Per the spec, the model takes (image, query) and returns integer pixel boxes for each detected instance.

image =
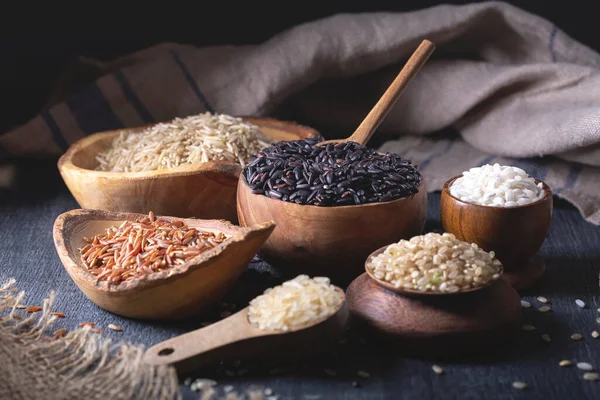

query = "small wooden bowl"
[58,117,318,223]
[364,245,503,296]
[52,209,275,320]
[236,174,427,283]
[440,175,552,272]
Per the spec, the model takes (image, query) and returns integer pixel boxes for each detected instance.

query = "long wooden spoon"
[319,39,435,147]
[143,288,349,374]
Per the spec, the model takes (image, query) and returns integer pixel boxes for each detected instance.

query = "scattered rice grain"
[50,312,65,318]
[571,333,583,341]
[537,296,548,303]
[583,372,599,382]
[538,306,551,313]
[577,362,594,371]
[575,299,586,308]
[357,370,371,378]
[432,365,444,375]
[108,324,122,332]
[520,300,531,308]
[559,360,572,367]
[512,381,528,390]
[521,324,536,331]
[264,388,273,396]
[79,322,96,328]
[541,334,552,342]
[592,331,599,338]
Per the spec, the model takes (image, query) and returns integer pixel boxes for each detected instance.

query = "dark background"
[0,1,596,134]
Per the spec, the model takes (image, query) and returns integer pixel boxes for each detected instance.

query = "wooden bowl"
[364,245,504,296]
[52,209,275,320]
[440,175,552,271]
[236,174,427,283]
[57,117,318,223]
[346,273,522,359]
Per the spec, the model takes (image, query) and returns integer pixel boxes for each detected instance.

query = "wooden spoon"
[318,39,435,147]
[143,288,349,374]
[364,245,504,296]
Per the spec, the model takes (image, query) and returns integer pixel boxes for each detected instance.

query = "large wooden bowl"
[236,174,428,283]
[440,175,552,271]
[57,118,318,223]
[53,209,275,320]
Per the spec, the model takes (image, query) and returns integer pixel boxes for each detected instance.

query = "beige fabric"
[0,280,180,400]
[1,2,599,223]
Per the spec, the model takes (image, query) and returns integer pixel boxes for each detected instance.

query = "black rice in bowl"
[242,137,422,206]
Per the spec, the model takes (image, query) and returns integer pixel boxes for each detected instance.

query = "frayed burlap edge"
[0,279,181,400]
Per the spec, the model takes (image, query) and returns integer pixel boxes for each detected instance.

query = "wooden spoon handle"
[349,39,435,146]
[143,308,261,366]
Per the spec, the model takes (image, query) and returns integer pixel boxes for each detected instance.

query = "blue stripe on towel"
[170,50,215,113]
[418,140,454,171]
[514,158,548,181]
[548,25,558,62]
[114,70,154,124]
[477,155,497,167]
[41,110,69,151]
[65,82,124,135]
[557,163,583,192]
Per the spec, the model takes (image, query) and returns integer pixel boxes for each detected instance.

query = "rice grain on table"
[79,211,229,284]
[450,163,544,207]
[248,275,343,331]
[95,112,272,172]
[366,232,501,293]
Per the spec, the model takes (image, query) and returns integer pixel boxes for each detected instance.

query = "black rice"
[242,137,422,206]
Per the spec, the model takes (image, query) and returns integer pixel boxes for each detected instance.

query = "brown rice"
[366,232,501,293]
[79,211,229,284]
[95,112,273,172]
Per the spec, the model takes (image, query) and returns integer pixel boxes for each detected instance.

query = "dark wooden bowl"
[346,273,522,359]
[236,174,428,284]
[440,175,552,271]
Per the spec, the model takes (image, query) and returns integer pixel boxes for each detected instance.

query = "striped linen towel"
[1,1,600,224]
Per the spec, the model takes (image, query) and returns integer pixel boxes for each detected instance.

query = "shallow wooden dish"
[236,174,427,284]
[58,117,318,223]
[53,209,275,320]
[440,175,552,289]
[364,245,503,296]
[346,273,522,359]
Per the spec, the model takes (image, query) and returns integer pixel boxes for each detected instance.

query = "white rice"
[95,112,272,172]
[248,275,344,332]
[450,163,544,207]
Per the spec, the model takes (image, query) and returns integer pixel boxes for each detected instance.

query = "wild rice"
[95,112,272,172]
[248,275,344,331]
[79,212,229,284]
[242,137,421,206]
[366,232,501,293]
[50,312,65,318]
[25,306,42,313]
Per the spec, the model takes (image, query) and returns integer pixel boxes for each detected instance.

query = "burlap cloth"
[2,1,600,398]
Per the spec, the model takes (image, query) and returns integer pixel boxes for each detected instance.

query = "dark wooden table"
[1,158,599,399]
